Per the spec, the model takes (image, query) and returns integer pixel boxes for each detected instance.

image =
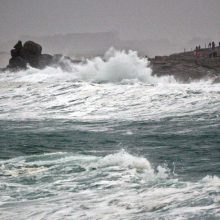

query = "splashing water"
[0,49,219,121]
[0,48,175,84]
[0,49,220,219]
[0,150,219,219]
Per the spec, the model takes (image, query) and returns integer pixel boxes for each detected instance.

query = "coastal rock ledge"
[4,40,79,71]
[1,40,220,83]
[150,48,220,82]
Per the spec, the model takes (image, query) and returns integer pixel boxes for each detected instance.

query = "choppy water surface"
[0,50,219,219]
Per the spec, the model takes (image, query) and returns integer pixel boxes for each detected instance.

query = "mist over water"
[0,49,220,219]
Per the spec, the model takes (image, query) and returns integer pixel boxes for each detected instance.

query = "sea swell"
[0,79,219,121]
[0,150,219,220]
[0,48,218,122]
[0,49,220,219]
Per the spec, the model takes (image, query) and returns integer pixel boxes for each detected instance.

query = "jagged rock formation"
[2,40,220,84]
[8,41,50,69]
[5,40,80,71]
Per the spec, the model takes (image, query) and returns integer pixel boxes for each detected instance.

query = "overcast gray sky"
[0,0,220,52]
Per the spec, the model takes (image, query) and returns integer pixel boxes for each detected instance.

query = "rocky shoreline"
[150,48,220,82]
[1,40,220,83]
[0,40,81,72]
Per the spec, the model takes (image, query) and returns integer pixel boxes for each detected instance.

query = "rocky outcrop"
[22,41,42,56]
[3,40,220,83]
[7,41,54,70]
[150,48,220,82]
[5,40,80,71]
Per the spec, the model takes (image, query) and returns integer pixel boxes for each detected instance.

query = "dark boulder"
[8,56,27,69]
[11,49,19,58]
[13,41,22,51]
[17,41,43,68]
[22,41,42,56]
[38,54,53,69]
[5,40,76,71]
[11,41,23,58]
[19,49,39,68]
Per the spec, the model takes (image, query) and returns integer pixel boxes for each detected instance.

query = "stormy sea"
[0,49,219,220]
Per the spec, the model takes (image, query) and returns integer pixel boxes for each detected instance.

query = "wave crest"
[2,48,175,84]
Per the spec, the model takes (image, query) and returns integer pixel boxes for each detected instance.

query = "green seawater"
[0,117,219,219]
[0,50,220,219]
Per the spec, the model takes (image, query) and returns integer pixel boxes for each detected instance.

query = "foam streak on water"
[0,150,219,220]
[0,48,218,122]
[0,49,220,219]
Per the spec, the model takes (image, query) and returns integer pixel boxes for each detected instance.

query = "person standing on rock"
[212,41,215,50]
[194,46,200,64]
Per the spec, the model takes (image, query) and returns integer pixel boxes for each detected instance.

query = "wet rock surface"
[150,48,220,82]
[2,40,220,83]
[4,40,80,71]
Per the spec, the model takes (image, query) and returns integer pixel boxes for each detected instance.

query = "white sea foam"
[0,48,220,122]
[96,149,151,170]
[0,48,175,84]
[0,151,219,219]
[0,49,219,219]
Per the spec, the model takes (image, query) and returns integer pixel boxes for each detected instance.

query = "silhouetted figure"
[219,42,220,47]
[208,42,211,48]
[194,46,201,64]
[212,41,215,50]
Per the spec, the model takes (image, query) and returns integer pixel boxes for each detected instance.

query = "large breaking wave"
[0,48,220,219]
[1,48,175,84]
[0,48,219,121]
